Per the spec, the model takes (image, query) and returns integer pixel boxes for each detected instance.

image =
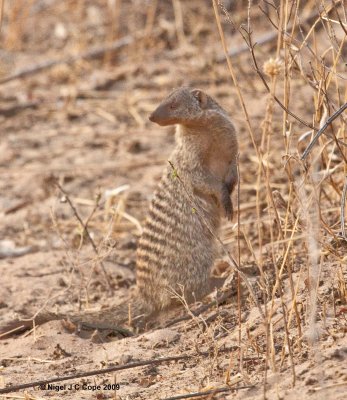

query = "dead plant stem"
[55,182,113,292]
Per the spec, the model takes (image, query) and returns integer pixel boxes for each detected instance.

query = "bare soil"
[0,1,346,399]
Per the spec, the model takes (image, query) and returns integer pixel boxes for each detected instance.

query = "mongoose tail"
[0,298,147,339]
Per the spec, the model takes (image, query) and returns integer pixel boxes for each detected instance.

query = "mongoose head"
[149,87,210,127]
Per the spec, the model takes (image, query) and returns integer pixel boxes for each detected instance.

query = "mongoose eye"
[170,103,177,110]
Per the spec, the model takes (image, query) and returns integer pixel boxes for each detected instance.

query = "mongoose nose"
[148,106,172,126]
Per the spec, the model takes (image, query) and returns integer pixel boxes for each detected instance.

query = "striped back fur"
[136,134,221,311]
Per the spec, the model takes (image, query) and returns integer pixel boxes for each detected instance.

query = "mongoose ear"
[191,89,208,108]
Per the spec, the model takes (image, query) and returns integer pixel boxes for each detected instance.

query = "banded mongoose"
[0,87,238,338]
[138,87,238,310]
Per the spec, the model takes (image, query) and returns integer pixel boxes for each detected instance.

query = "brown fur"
[0,87,238,338]
[140,87,238,310]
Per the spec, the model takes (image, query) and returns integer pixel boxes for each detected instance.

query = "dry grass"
[0,0,346,399]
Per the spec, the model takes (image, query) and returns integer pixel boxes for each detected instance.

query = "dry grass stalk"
[168,161,265,320]
[214,0,346,394]
[55,182,113,292]
[1,1,346,397]
[0,0,4,34]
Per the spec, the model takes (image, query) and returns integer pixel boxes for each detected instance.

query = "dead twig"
[244,28,316,130]
[214,1,285,242]
[222,31,276,61]
[332,0,347,35]
[0,0,5,34]
[218,4,343,131]
[55,182,113,292]
[161,385,254,400]
[217,10,319,62]
[164,286,237,328]
[0,241,33,259]
[0,101,39,117]
[4,199,31,214]
[0,355,189,394]
[301,102,347,160]
[341,175,347,239]
[0,35,133,84]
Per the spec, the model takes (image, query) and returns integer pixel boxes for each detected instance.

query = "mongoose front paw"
[221,186,233,220]
[223,196,234,221]
[225,203,233,221]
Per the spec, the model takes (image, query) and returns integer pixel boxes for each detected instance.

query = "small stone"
[143,329,180,347]
[305,376,318,386]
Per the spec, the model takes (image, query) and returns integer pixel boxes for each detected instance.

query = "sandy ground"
[1,1,347,399]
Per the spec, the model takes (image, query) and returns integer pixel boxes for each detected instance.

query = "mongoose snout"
[149,104,177,126]
[149,108,168,125]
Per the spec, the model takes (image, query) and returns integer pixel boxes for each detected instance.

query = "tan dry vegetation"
[0,0,346,399]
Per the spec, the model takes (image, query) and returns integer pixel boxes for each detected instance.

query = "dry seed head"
[49,64,72,83]
[263,57,283,77]
[272,190,287,210]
